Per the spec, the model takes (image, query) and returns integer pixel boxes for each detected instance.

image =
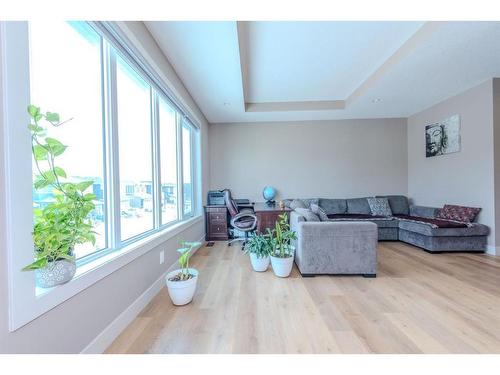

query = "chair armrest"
[232,212,257,221]
[231,212,257,230]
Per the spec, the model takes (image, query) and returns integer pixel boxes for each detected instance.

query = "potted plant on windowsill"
[243,232,272,272]
[166,241,202,306]
[269,213,297,278]
[22,105,97,288]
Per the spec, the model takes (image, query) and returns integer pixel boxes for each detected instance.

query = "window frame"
[113,49,156,245]
[1,21,202,331]
[181,120,195,218]
[156,93,181,228]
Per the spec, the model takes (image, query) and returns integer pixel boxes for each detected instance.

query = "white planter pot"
[249,254,270,272]
[165,268,198,306]
[270,255,294,278]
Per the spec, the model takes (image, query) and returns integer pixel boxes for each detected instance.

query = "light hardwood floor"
[106,241,500,354]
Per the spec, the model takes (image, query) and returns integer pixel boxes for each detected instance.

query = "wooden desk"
[253,202,292,233]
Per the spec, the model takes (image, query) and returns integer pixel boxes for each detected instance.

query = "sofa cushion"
[409,205,440,218]
[376,195,409,215]
[289,199,307,210]
[328,213,386,219]
[302,198,319,208]
[367,197,393,216]
[310,203,329,221]
[394,214,468,228]
[346,197,371,214]
[287,198,319,209]
[326,214,397,227]
[436,204,481,223]
[318,198,347,214]
[398,220,489,237]
[294,208,320,222]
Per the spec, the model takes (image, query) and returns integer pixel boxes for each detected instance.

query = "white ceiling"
[244,22,424,102]
[145,21,500,123]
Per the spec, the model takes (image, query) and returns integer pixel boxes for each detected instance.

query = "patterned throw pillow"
[294,208,320,222]
[310,203,329,221]
[367,197,393,217]
[289,199,307,210]
[436,204,481,223]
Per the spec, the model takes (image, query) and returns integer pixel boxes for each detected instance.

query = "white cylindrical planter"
[249,254,270,272]
[165,268,198,306]
[270,255,294,278]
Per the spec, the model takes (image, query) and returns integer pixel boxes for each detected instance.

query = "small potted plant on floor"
[269,213,297,278]
[22,105,97,288]
[243,232,272,272]
[166,241,201,306]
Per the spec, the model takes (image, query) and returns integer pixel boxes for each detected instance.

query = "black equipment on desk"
[207,190,225,205]
[234,198,251,205]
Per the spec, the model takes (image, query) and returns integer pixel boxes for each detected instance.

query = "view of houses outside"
[32,179,187,259]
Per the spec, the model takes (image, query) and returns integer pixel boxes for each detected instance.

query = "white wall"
[0,21,210,353]
[407,79,497,251]
[209,118,408,202]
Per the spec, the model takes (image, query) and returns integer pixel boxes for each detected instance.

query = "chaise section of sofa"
[397,205,489,252]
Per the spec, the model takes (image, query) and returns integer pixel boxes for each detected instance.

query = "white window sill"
[29,215,203,327]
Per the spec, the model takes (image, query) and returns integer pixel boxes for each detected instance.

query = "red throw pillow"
[436,204,481,223]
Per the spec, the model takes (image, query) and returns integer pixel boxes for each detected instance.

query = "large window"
[28,21,200,261]
[29,22,106,259]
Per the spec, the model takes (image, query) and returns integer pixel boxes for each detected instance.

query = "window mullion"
[190,127,197,216]
[102,41,121,249]
[151,90,161,228]
[176,114,184,221]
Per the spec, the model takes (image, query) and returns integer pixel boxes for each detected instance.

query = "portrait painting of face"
[425,115,460,158]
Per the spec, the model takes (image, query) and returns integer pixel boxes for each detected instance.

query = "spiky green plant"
[269,213,297,258]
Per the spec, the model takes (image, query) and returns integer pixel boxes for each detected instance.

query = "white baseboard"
[81,236,205,354]
[486,245,499,256]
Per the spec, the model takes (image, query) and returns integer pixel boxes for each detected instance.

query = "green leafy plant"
[22,105,97,271]
[268,213,297,258]
[171,241,201,281]
[243,232,272,258]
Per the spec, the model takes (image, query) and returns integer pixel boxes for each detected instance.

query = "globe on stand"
[262,186,277,206]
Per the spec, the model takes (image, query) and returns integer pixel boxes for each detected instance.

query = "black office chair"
[223,189,257,248]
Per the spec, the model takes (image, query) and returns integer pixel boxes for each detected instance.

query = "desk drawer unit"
[209,212,226,223]
[204,206,228,241]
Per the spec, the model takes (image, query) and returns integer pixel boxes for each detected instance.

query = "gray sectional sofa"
[285,195,489,253]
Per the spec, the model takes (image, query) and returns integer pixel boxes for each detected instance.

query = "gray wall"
[0,22,210,353]
[407,79,496,250]
[209,118,408,202]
